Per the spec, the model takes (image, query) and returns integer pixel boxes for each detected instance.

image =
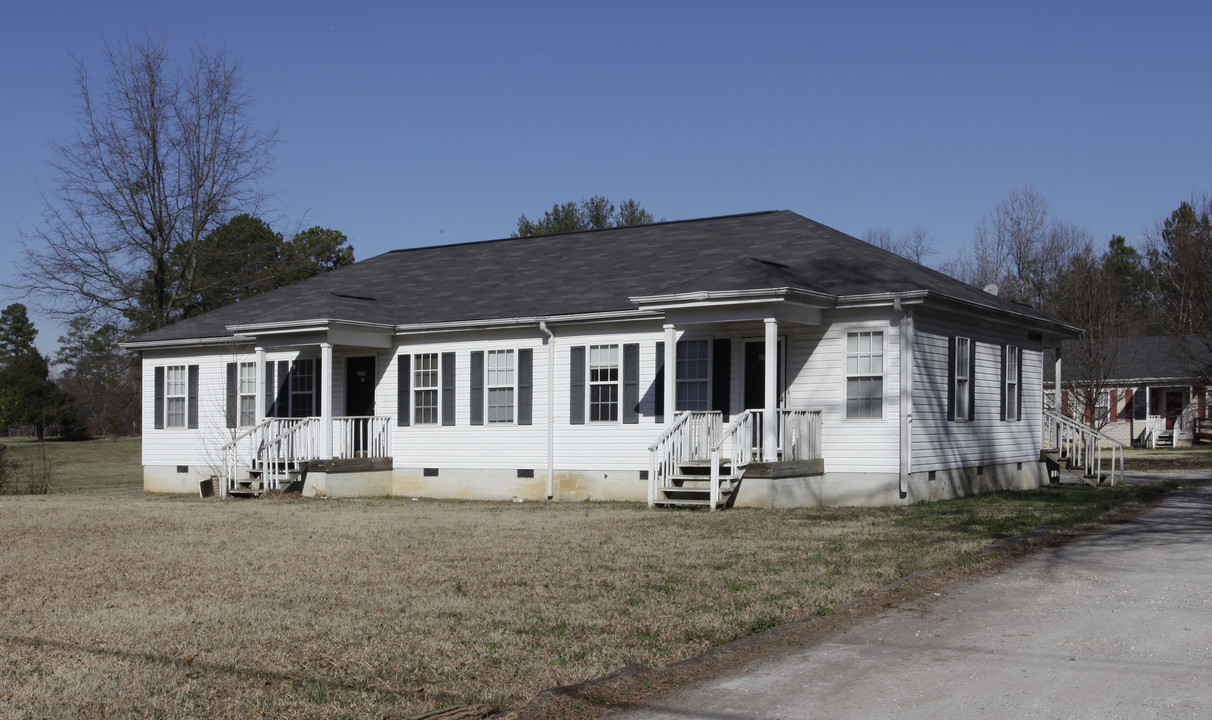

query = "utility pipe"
[894,298,913,498]
[539,322,556,499]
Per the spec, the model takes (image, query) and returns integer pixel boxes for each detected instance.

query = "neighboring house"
[1045,336,1211,447]
[124,210,1081,507]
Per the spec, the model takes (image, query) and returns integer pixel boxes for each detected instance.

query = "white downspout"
[540,322,556,499]
[894,299,913,499]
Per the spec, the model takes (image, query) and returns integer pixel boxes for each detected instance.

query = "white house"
[1046,336,1211,448]
[124,211,1081,508]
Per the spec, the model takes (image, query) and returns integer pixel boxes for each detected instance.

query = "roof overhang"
[629,287,833,326]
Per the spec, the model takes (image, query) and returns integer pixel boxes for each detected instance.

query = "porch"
[648,408,824,510]
[218,416,392,497]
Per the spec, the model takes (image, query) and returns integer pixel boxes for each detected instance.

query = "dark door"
[743,340,784,411]
[1164,390,1184,431]
[346,357,376,455]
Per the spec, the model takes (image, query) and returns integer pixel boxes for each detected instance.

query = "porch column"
[320,342,334,460]
[763,317,778,461]
[1054,349,1063,414]
[255,346,266,423]
[664,324,677,424]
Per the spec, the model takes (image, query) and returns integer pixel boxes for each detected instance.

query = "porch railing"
[648,409,823,509]
[1043,409,1125,485]
[333,416,393,459]
[647,411,721,506]
[218,416,391,497]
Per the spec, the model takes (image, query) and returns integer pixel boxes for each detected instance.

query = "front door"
[1164,390,1184,431]
[743,340,784,411]
[346,357,376,454]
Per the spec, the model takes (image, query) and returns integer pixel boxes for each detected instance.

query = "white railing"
[705,409,824,510]
[1143,414,1163,449]
[778,409,822,461]
[218,416,391,497]
[1043,409,1125,485]
[647,411,722,506]
[333,416,392,459]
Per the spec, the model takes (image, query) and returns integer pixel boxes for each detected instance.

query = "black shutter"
[470,351,484,426]
[154,366,165,429]
[1000,345,1008,421]
[1016,346,1024,421]
[947,337,956,422]
[622,343,639,424]
[441,352,455,426]
[570,346,586,425]
[654,342,664,422]
[397,355,410,427]
[967,339,977,422]
[711,338,731,419]
[187,365,199,429]
[276,360,289,417]
[226,362,237,429]
[264,361,275,416]
[518,349,533,425]
[314,357,322,416]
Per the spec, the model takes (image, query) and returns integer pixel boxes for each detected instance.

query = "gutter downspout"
[894,299,913,499]
[539,322,556,499]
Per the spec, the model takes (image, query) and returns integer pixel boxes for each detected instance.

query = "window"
[486,350,515,423]
[165,365,187,428]
[290,358,315,417]
[1004,346,1020,421]
[954,337,971,421]
[589,344,619,422]
[1094,390,1109,424]
[414,353,439,425]
[845,331,883,419]
[676,339,709,411]
[238,362,257,426]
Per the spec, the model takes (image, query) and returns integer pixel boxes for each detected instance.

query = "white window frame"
[486,349,516,424]
[1094,390,1110,424]
[413,352,440,425]
[955,336,971,422]
[588,344,620,422]
[845,331,884,420]
[290,358,316,418]
[676,338,710,412]
[238,361,257,427]
[165,365,187,428]
[1004,346,1019,421]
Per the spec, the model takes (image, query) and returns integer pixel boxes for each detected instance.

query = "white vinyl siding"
[912,319,1043,473]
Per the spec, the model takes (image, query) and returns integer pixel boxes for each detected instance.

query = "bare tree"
[14,34,276,332]
[968,186,1083,306]
[862,226,936,265]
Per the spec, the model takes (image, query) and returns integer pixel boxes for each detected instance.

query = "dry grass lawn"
[0,480,1189,719]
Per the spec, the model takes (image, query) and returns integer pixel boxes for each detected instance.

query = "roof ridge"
[384,210,785,256]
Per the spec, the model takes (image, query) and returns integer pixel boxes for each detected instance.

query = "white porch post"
[255,346,266,423]
[664,324,677,424]
[762,317,778,462]
[321,342,334,460]
[1054,349,1063,414]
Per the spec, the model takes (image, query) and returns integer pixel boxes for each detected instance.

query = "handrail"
[1043,409,1125,485]
[647,412,721,507]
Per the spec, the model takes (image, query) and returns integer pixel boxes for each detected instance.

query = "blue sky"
[3,0,1211,354]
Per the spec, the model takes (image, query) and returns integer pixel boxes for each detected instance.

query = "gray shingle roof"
[132,210,1077,344]
[1049,336,1212,383]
